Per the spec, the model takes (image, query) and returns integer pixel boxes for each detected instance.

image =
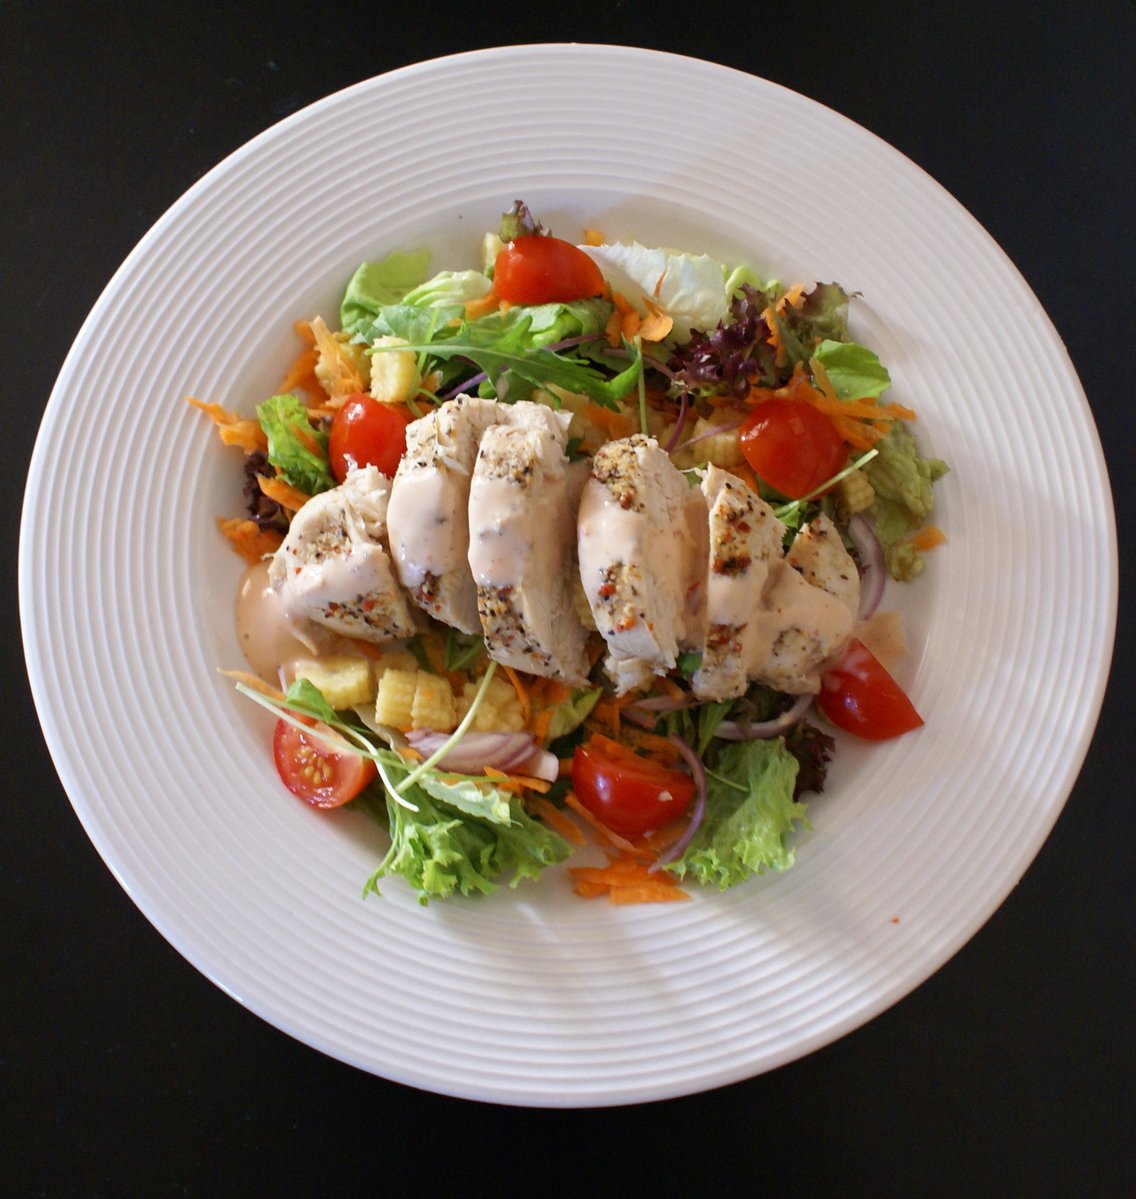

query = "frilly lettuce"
[667,738,809,889]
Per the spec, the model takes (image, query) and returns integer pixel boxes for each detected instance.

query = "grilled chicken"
[577,434,707,694]
[268,465,417,643]
[692,466,787,701]
[785,514,860,619]
[385,395,506,634]
[467,407,590,685]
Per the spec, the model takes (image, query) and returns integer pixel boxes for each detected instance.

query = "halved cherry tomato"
[328,393,408,481]
[571,741,696,836]
[493,235,606,305]
[817,639,924,740]
[739,398,848,499]
[272,717,376,808]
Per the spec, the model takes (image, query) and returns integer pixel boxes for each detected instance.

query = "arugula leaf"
[255,394,334,496]
[283,678,339,724]
[668,738,809,890]
[380,316,642,409]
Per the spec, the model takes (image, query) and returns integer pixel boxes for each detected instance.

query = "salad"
[193,201,948,905]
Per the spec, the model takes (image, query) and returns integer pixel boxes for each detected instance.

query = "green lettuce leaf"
[402,269,492,308]
[810,339,891,400]
[340,249,433,334]
[668,738,809,890]
[256,393,334,496]
[490,297,613,348]
[362,764,572,904]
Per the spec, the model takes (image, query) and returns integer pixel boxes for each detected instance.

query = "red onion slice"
[713,692,814,740]
[405,730,537,775]
[649,735,708,871]
[848,513,886,620]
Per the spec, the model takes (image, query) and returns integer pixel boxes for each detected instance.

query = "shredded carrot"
[482,764,552,794]
[529,797,588,845]
[256,474,311,512]
[186,396,267,454]
[638,295,674,343]
[727,460,760,492]
[217,517,284,564]
[502,665,532,727]
[279,345,322,398]
[563,791,648,856]
[287,418,325,460]
[293,320,316,345]
[463,291,501,320]
[531,706,554,743]
[624,729,683,763]
[217,668,284,702]
[568,850,689,902]
[582,401,633,440]
[907,525,947,552]
[582,227,606,247]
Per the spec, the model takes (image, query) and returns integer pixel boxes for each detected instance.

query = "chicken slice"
[746,561,855,694]
[692,466,787,701]
[785,514,860,619]
[577,434,706,694]
[267,465,417,644]
[385,395,506,634]
[466,409,590,685]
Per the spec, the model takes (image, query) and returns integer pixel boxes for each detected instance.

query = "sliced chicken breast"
[268,465,417,644]
[385,395,507,634]
[785,514,860,619]
[467,407,590,684]
[746,561,855,694]
[577,434,706,694]
[692,465,787,701]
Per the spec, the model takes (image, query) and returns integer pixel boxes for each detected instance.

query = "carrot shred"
[256,474,311,512]
[531,706,554,743]
[502,665,532,727]
[217,668,284,702]
[279,345,322,398]
[529,797,587,845]
[907,525,947,552]
[463,291,501,320]
[216,517,284,564]
[483,765,552,794]
[568,850,689,902]
[582,401,633,440]
[638,295,673,343]
[562,791,648,856]
[582,227,606,246]
[186,396,267,454]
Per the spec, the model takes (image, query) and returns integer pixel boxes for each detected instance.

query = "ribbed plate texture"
[19,45,1116,1105]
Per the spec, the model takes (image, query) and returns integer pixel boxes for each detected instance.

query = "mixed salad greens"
[199,201,948,905]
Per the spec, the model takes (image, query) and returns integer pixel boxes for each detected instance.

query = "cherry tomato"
[817,639,924,740]
[571,741,696,836]
[328,393,408,481]
[493,235,606,305]
[272,717,376,808]
[739,398,848,499]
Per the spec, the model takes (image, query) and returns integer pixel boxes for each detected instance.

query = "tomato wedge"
[571,741,696,836]
[739,397,848,499]
[817,639,924,740]
[493,235,605,305]
[328,393,408,481]
[272,717,376,808]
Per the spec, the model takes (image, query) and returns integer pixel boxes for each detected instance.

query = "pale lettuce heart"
[578,241,730,338]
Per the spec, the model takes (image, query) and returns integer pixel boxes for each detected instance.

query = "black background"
[4,3,1133,1196]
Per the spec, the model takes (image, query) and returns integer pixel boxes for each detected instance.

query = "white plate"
[20,45,1116,1106]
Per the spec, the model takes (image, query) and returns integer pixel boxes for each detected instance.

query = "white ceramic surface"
[20,45,1116,1106]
